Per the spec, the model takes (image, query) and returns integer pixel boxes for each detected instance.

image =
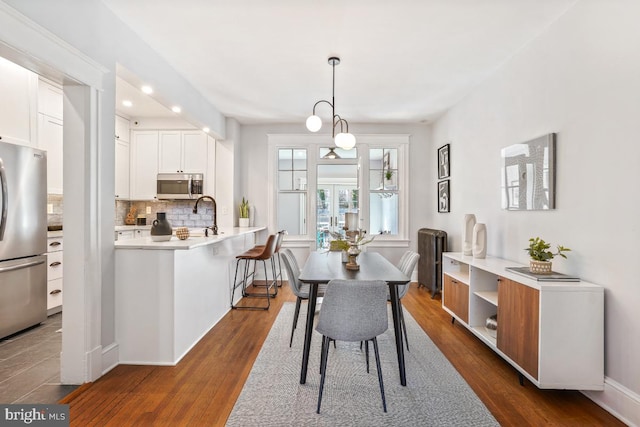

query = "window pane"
[278,171,293,190]
[369,149,383,168]
[293,171,307,190]
[369,193,398,235]
[278,149,293,170]
[370,169,383,190]
[383,170,397,190]
[293,149,307,170]
[385,149,398,169]
[319,147,358,159]
[278,192,307,234]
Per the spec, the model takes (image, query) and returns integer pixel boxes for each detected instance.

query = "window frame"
[267,134,409,249]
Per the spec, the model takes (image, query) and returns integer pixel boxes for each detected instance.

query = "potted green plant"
[385,169,393,180]
[239,197,250,227]
[526,237,571,274]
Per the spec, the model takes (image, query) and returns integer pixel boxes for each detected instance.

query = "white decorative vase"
[472,223,487,259]
[462,214,476,256]
[239,218,250,227]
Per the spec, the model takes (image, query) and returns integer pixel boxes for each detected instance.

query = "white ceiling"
[104,0,577,125]
[115,76,176,118]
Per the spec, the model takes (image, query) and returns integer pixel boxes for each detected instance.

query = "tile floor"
[0,313,78,403]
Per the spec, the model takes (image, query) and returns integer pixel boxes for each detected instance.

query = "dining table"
[298,250,411,386]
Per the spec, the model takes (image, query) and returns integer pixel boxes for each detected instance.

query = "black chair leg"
[365,340,370,373]
[399,303,409,351]
[372,337,387,413]
[290,297,302,347]
[317,335,330,414]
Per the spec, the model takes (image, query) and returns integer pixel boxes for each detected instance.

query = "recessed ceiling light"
[171,106,182,113]
[122,100,133,107]
[203,127,210,133]
[141,85,153,94]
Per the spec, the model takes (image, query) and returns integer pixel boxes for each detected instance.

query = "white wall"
[429,0,640,423]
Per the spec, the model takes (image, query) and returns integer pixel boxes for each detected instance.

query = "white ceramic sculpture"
[462,214,476,256]
[472,223,487,259]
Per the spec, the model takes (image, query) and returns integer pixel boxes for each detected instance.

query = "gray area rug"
[226,302,499,426]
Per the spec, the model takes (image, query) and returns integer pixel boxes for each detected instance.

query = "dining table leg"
[300,282,318,384]
[389,283,407,386]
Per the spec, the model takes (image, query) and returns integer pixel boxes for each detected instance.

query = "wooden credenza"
[442,252,604,390]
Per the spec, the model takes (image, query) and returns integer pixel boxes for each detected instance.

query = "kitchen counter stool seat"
[231,233,279,310]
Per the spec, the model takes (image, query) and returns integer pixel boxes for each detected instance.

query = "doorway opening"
[316,164,358,249]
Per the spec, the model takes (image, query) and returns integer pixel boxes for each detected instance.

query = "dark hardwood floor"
[61,283,623,426]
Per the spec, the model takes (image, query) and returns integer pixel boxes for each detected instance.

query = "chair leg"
[372,337,387,413]
[365,340,370,373]
[231,259,270,310]
[399,302,410,352]
[276,252,283,287]
[290,297,302,347]
[317,335,331,414]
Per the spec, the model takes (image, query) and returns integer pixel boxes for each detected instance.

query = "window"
[369,148,398,235]
[277,148,307,235]
[268,134,409,244]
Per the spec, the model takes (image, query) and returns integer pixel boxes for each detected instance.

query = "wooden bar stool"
[230,234,279,310]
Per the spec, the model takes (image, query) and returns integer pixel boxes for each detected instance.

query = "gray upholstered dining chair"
[391,250,420,351]
[315,279,389,414]
[280,249,326,347]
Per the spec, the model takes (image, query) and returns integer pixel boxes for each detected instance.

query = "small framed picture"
[437,143,450,179]
[438,180,450,213]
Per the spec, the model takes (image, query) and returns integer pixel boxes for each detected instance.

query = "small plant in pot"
[239,197,250,227]
[526,237,571,274]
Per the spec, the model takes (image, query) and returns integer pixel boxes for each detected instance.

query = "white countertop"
[114,226,266,250]
[443,252,602,290]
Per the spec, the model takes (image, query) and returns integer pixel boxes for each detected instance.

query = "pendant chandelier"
[305,57,356,150]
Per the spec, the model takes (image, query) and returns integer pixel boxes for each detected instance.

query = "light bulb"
[306,115,322,132]
[335,132,356,150]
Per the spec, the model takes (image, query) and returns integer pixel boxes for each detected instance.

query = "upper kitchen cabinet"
[38,114,63,194]
[37,78,64,194]
[130,130,159,200]
[0,56,38,147]
[115,115,130,143]
[115,116,131,199]
[38,79,63,120]
[158,130,208,173]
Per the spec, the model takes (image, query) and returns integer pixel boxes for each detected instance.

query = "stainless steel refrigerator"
[0,141,48,339]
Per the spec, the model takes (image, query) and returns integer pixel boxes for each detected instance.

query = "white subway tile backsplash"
[116,199,219,228]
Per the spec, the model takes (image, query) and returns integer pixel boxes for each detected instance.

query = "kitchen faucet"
[193,195,218,235]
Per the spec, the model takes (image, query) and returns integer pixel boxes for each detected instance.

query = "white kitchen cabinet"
[115,139,130,199]
[47,235,64,314]
[38,79,63,120]
[115,115,130,142]
[38,114,64,194]
[158,130,207,173]
[115,116,131,199]
[130,131,159,200]
[0,56,38,147]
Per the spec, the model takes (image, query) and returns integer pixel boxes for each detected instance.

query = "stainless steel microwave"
[156,173,204,200]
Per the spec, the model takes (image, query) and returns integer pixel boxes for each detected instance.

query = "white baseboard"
[101,342,120,376]
[583,377,640,426]
[86,345,103,382]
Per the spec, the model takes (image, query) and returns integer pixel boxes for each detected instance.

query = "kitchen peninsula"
[115,226,265,365]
